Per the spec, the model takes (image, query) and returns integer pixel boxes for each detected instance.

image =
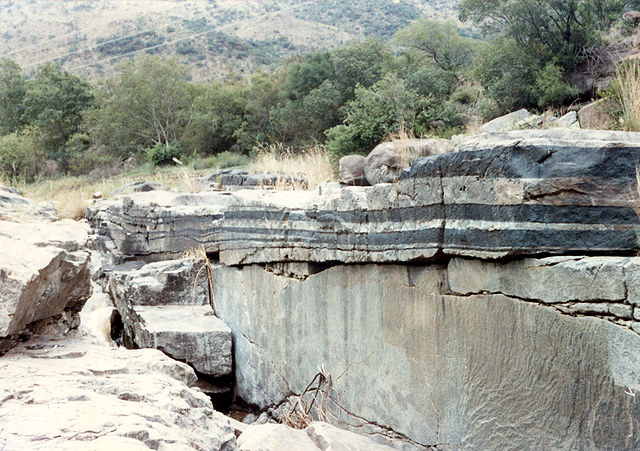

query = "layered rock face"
[88,129,640,450]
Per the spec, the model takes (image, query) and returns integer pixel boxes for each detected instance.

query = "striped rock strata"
[88,130,640,266]
[220,129,640,264]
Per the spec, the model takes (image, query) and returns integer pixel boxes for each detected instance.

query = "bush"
[0,132,39,182]
[605,59,640,131]
[535,63,573,107]
[146,141,182,166]
[451,85,481,105]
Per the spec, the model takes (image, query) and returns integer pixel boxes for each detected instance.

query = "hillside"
[0,0,459,80]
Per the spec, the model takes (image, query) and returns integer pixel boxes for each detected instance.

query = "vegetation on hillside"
[1,0,640,187]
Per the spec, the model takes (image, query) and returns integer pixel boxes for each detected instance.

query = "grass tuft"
[612,58,640,131]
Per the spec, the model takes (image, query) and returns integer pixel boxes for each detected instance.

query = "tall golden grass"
[250,143,335,189]
[612,58,640,131]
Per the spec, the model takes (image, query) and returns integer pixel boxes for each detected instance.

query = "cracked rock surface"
[0,334,237,450]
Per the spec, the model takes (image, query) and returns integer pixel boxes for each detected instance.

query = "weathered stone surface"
[480,108,533,132]
[338,155,368,186]
[212,262,640,450]
[112,180,166,195]
[236,422,394,451]
[86,190,232,263]
[578,99,616,129]
[106,258,232,376]
[364,142,403,185]
[306,422,396,450]
[554,111,579,128]
[89,130,640,266]
[0,219,91,338]
[0,334,237,450]
[200,169,308,190]
[237,424,318,451]
[129,305,232,377]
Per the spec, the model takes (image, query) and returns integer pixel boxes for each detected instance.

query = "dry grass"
[613,58,640,131]
[19,165,205,220]
[284,367,334,429]
[250,143,335,190]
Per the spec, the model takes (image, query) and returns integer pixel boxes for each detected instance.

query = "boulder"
[0,219,91,339]
[129,305,232,377]
[201,169,308,190]
[0,334,237,450]
[305,422,396,450]
[578,99,616,129]
[338,155,368,186]
[554,110,579,128]
[112,181,166,195]
[364,142,403,185]
[480,108,534,132]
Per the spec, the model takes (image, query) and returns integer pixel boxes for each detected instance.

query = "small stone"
[609,304,634,319]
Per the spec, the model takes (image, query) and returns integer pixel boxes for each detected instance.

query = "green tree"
[0,58,26,135]
[22,63,94,163]
[87,55,195,158]
[393,20,477,76]
[326,73,417,159]
[0,131,40,182]
[183,80,247,155]
[459,0,624,70]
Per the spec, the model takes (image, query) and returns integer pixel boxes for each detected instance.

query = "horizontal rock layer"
[212,258,640,450]
[89,130,640,265]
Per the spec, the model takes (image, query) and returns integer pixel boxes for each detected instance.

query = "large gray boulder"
[0,334,236,450]
[364,142,403,185]
[338,155,368,186]
[480,108,534,132]
[129,305,232,377]
[0,219,91,339]
[212,260,640,450]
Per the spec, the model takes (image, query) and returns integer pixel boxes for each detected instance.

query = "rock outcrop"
[106,258,233,378]
[338,155,368,186]
[578,99,616,129]
[212,260,640,450]
[0,207,91,343]
[87,128,640,450]
[87,190,232,263]
[0,334,237,450]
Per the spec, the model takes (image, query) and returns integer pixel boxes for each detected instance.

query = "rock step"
[130,305,232,378]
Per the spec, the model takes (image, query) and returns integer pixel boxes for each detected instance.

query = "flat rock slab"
[0,334,236,450]
[131,305,232,377]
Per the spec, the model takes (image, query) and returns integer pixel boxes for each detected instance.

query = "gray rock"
[0,334,236,450]
[129,305,232,377]
[0,219,91,338]
[213,262,640,450]
[338,155,368,186]
[578,99,616,130]
[306,422,396,451]
[238,424,318,451]
[86,191,231,263]
[112,181,166,195]
[364,142,403,185]
[480,109,533,132]
[555,111,579,128]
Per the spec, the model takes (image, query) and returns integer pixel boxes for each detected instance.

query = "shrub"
[192,151,250,170]
[146,141,182,166]
[535,63,573,108]
[0,132,39,182]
